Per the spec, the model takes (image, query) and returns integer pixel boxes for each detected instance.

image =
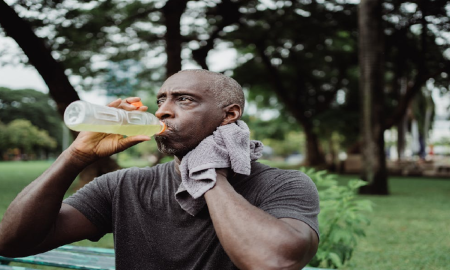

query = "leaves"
[1,119,57,158]
[0,87,63,150]
[304,167,373,268]
[328,252,343,268]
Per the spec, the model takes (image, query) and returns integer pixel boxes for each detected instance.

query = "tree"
[162,0,189,76]
[0,0,248,179]
[383,0,450,132]
[358,0,388,194]
[0,87,63,151]
[0,0,202,184]
[223,0,359,166]
[0,0,80,116]
[356,0,450,194]
[2,119,57,160]
[0,0,119,184]
[382,0,450,160]
[2,0,449,182]
[0,121,8,158]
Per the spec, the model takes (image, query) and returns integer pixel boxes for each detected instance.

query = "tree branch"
[191,0,245,70]
[254,41,309,126]
[0,0,79,116]
[162,0,189,77]
[316,66,346,115]
[384,66,449,130]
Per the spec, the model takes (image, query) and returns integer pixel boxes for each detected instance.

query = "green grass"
[0,161,113,269]
[0,161,53,212]
[336,175,450,270]
[0,161,449,269]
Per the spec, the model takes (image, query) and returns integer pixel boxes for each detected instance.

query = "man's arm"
[0,150,101,257]
[204,171,319,270]
[0,98,150,257]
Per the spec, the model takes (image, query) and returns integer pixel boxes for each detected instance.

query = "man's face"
[154,72,224,158]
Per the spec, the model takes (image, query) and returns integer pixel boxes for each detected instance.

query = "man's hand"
[205,170,319,270]
[68,97,151,165]
[215,168,230,179]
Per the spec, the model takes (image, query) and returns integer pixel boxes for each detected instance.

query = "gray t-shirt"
[64,161,320,269]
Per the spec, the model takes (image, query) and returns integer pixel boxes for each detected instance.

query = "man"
[0,69,319,269]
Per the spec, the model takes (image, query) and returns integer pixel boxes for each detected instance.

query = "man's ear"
[221,104,242,126]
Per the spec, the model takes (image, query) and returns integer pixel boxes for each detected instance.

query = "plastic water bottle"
[64,100,166,136]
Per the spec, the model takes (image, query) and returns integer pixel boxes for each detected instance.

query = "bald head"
[170,69,245,114]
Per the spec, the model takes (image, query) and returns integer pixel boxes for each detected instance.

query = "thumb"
[118,135,151,150]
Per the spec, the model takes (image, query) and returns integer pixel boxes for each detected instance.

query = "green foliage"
[0,87,63,150]
[244,113,301,140]
[3,1,449,167]
[228,0,360,137]
[303,168,373,269]
[0,119,57,159]
[433,136,450,146]
[0,121,7,154]
[259,131,305,157]
[411,88,435,136]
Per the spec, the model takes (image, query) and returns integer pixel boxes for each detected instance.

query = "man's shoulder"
[250,161,311,181]
[94,160,175,184]
[247,161,317,195]
[240,162,319,223]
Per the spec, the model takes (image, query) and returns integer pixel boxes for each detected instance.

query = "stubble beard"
[154,122,191,157]
[155,136,177,155]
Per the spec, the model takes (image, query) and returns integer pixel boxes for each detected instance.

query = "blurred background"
[0,0,449,269]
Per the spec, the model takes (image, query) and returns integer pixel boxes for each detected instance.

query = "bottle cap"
[131,101,143,108]
[156,121,167,135]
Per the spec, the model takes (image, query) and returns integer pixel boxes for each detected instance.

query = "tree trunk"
[396,116,407,161]
[254,43,326,167]
[384,3,430,131]
[0,0,79,115]
[358,0,389,195]
[162,0,188,77]
[327,134,337,172]
[396,78,408,161]
[191,0,242,70]
[0,1,119,186]
[303,122,326,167]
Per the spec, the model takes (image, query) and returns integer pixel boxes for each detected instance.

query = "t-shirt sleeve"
[63,170,121,240]
[257,170,320,239]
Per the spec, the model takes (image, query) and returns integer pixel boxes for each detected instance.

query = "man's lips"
[155,121,175,136]
[163,121,177,130]
[156,121,167,135]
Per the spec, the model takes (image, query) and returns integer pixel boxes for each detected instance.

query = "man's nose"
[155,101,174,120]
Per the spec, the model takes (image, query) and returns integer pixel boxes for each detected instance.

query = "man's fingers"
[120,97,142,111]
[119,135,151,149]
[137,106,148,112]
[124,97,141,104]
[106,97,147,112]
[119,102,138,111]
[108,98,122,107]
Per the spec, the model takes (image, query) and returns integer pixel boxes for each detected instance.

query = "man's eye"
[178,96,192,102]
[156,99,164,105]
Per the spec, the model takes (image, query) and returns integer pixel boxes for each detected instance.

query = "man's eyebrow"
[157,89,200,98]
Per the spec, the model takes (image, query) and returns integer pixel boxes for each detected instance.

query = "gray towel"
[175,120,264,216]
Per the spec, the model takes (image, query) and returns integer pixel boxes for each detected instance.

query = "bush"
[1,119,57,160]
[303,168,373,269]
